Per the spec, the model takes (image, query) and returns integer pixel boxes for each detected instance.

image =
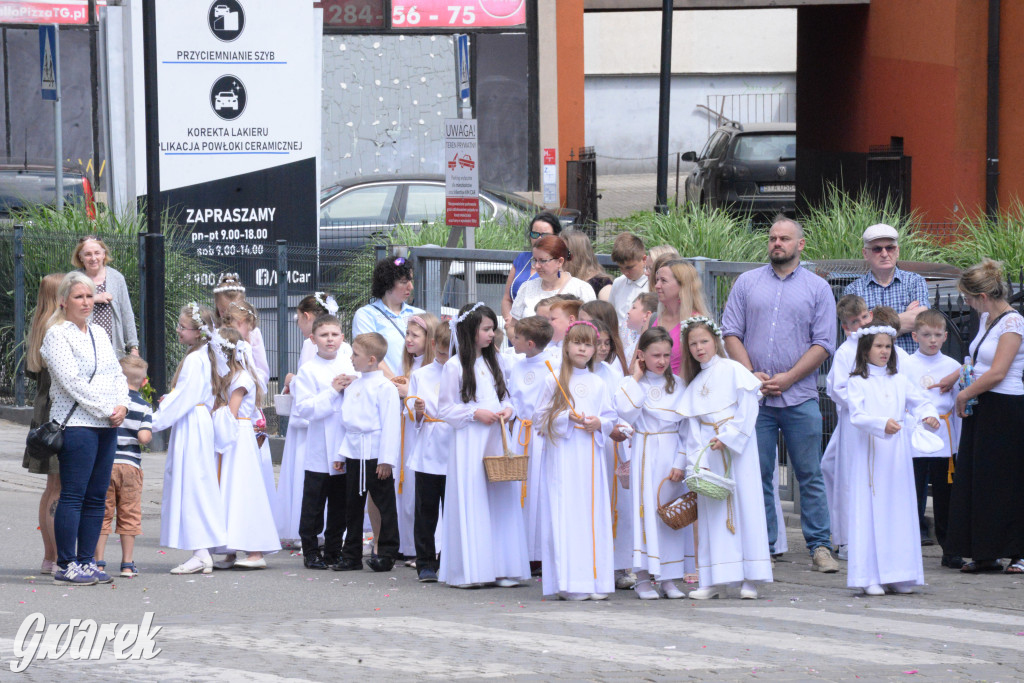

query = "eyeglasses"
[870,245,898,254]
[530,256,557,267]
[529,230,553,239]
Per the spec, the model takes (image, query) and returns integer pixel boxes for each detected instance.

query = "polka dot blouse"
[40,321,130,428]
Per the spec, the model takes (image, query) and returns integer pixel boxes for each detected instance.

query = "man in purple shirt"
[722,218,840,573]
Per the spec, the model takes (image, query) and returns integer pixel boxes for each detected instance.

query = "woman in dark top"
[22,273,66,576]
[501,212,562,330]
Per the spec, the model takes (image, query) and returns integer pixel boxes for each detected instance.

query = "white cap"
[862,223,899,245]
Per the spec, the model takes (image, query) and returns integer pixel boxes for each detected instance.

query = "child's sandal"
[120,562,138,578]
[1004,559,1024,575]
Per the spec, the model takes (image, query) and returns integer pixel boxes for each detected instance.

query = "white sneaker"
[863,584,885,596]
[661,580,685,599]
[589,593,609,601]
[812,546,840,573]
[740,581,758,599]
[558,591,588,601]
[634,580,660,600]
[495,578,520,588]
[837,545,848,561]
[688,585,723,600]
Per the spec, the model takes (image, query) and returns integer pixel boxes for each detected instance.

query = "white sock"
[193,548,212,562]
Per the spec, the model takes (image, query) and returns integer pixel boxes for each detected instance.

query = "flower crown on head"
[187,302,212,339]
[228,300,253,317]
[682,315,723,339]
[213,273,245,294]
[313,292,339,316]
[210,329,237,352]
[567,320,599,338]
[449,302,486,355]
[850,325,898,342]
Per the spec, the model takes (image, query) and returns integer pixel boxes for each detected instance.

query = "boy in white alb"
[291,315,354,570]
[332,333,402,573]
[821,294,872,556]
[507,316,556,571]
[902,309,963,567]
[608,233,648,354]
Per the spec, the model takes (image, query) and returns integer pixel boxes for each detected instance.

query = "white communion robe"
[152,347,227,551]
[614,371,695,580]
[292,353,351,475]
[396,356,425,557]
[213,371,282,554]
[680,355,773,588]
[407,360,451,546]
[438,355,530,586]
[508,351,557,562]
[595,360,633,570]
[821,337,857,547]
[533,367,617,596]
[845,364,937,589]
[901,351,962,460]
[274,338,317,541]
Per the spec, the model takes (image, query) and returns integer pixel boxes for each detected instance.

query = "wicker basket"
[483,417,528,482]
[684,446,735,501]
[656,477,698,530]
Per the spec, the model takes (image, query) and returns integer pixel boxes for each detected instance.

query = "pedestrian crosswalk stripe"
[871,607,1024,628]
[516,610,980,665]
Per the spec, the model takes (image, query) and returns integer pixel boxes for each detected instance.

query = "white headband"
[682,315,723,339]
[213,273,245,294]
[850,325,898,342]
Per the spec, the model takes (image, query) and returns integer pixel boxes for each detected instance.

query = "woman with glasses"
[509,234,596,322]
[501,213,563,329]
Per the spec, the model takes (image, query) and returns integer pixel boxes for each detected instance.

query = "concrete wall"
[587,73,795,174]
[583,8,796,174]
[320,34,457,187]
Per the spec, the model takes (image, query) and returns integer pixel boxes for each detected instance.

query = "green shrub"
[936,201,1024,272]
[609,204,763,263]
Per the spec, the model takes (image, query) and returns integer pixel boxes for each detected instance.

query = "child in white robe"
[220,300,278,518]
[508,315,556,569]
[276,292,349,547]
[394,313,439,562]
[534,321,617,600]
[821,294,873,556]
[407,324,453,582]
[154,304,226,575]
[438,303,530,588]
[331,332,402,573]
[210,327,281,568]
[679,317,773,599]
[589,318,635,586]
[614,327,693,599]
[292,314,354,570]
[844,325,940,596]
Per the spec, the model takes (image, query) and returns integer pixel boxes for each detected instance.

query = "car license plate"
[760,184,795,194]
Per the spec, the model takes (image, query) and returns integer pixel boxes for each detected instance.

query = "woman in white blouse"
[509,234,596,322]
[40,272,129,586]
[935,259,1024,575]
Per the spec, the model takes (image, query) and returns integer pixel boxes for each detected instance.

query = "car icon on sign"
[214,4,231,18]
[214,91,238,110]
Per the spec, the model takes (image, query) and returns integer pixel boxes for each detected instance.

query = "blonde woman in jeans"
[40,272,129,586]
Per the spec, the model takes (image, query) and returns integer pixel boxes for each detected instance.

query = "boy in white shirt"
[623,293,658,363]
[608,233,648,351]
[508,315,556,573]
[291,315,354,570]
[902,309,963,568]
[332,333,402,573]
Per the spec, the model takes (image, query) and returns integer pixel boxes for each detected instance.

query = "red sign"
[446,196,479,227]
[0,1,103,25]
[543,148,556,165]
[321,0,385,28]
[391,1,525,29]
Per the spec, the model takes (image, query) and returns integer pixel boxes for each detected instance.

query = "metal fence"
[704,92,796,136]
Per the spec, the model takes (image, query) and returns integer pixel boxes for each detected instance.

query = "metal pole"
[137,233,147,360]
[276,240,289,435]
[654,0,673,214]
[141,0,165,395]
[13,225,26,407]
[985,0,1001,218]
[53,26,63,212]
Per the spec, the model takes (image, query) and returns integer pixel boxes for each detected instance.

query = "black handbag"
[25,328,97,462]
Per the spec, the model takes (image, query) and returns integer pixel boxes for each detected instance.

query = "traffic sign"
[445,118,479,227]
[39,25,59,101]
[456,34,470,101]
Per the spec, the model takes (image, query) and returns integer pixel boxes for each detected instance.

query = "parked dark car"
[0,161,96,220]
[319,174,579,249]
[682,122,796,218]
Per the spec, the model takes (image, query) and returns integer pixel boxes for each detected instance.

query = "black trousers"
[299,470,347,555]
[413,472,446,572]
[343,458,399,563]
[914,456,954,550]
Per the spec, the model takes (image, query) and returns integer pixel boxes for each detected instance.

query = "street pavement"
[1,418,1022,681]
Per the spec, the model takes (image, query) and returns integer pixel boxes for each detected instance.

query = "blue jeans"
[55,427,117,568]
[755,400,831,554]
